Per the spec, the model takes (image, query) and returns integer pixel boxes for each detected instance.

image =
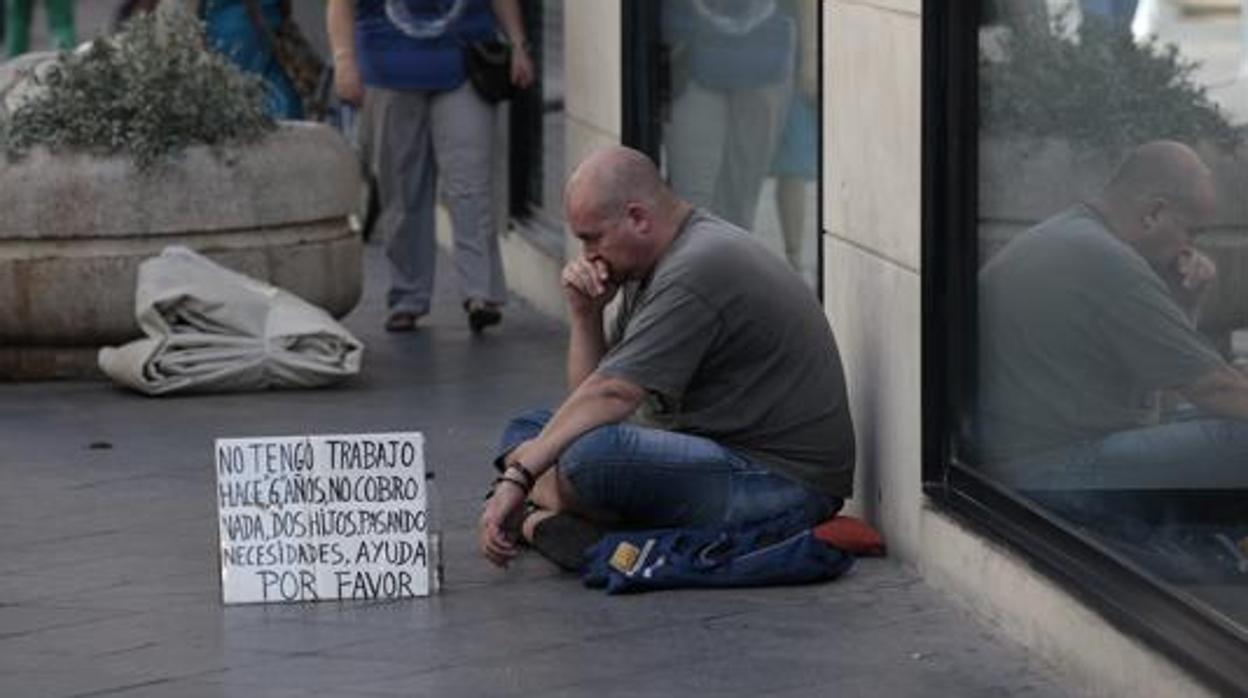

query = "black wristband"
[507,463,537,490]
[495,473,531,494]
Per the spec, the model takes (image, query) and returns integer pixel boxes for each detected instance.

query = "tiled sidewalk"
[0,244,1074,697]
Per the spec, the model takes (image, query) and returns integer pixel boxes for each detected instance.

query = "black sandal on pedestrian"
[384,311,422,332]
[465,299,502,333]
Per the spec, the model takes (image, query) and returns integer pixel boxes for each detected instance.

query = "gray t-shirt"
[597,210,856,497]
[977,204,1226,464]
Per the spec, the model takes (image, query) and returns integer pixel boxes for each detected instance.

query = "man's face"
[1138,182,1216,271]
[568,203,650,282]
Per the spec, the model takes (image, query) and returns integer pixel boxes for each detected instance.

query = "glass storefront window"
[973,0,1248,628]
[652,0,821,288]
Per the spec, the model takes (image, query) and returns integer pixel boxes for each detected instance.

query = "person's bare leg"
[776,175,806,268]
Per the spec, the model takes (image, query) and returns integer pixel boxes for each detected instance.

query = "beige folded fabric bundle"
[99,246,363,395]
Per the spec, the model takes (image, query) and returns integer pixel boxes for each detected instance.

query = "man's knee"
[558,425,625,482]
[507,408,552,431]
[498,409,552,452]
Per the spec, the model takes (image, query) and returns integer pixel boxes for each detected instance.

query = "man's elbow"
[583,372,645,413]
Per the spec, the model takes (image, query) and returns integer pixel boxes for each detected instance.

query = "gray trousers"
[366,82,506,315]
[666,79,791,230]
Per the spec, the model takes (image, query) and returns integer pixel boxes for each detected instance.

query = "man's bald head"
[1103,140,1216,217]
[562,146,692,281]
[564,146,669,223]
[1093,140,1218,271]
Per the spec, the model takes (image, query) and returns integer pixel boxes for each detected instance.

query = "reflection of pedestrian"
[663,0,796,230]
[327,0,534,334]
[771,0,816,281]
[1079,0,1138,32]
[4,0,76,58]
[771,94,816,276]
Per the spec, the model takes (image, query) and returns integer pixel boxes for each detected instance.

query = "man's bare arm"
[1180,365,1248,420]
[566,311,607,390]
[326,0,363,105]
[561,257,617,390]
[509,372,644,474]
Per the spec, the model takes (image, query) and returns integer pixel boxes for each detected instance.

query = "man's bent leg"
[1082,418,1248,490]
[999,418,1248,491]
[493,412,838,529]
[559,423,838,528]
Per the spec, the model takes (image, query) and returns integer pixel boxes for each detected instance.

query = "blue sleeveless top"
[355,0,497,91]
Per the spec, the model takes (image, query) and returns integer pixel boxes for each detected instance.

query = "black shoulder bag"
[463,38,515,103]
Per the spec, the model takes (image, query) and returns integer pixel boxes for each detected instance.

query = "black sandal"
[384,311,422,332]
[465,299,502,333]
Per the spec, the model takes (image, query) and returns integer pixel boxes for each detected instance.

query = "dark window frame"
[622,1,825,302]
[508,0,566,258]
[921,3,1248,693]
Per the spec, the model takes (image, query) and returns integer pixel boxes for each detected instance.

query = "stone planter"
[0,121,363,379]
[979,135,1248,337]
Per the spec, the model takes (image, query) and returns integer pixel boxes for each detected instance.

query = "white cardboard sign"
[215,432,430,605]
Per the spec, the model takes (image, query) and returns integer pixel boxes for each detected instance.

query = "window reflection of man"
[977,141,1248,492]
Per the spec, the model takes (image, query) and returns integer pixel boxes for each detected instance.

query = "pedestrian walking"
[327,0,534,334]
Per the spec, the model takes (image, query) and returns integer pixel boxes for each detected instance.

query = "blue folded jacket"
[582,512,854,595]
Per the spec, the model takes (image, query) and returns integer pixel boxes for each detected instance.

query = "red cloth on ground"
[813,515,886,557]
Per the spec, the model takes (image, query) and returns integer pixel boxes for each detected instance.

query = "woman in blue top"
[328,0,533,333]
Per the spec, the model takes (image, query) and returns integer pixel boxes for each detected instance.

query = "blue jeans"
[987,414,1248,491]
[497,409,842,529]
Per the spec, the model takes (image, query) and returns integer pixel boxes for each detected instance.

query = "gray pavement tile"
[322,600,703,671]
[0,553,214,601]
[347,630,719,698]
[91,679,391,698]
[1,645,281,696]
[0,570,137,607]
[0,604,133,640]
[213,617,413,655]
[2,570,218,613]
[0,669,156,698]
[203,654,427,692]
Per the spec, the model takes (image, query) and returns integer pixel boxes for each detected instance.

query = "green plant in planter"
[0,10,274,169]
[981,10,1243,156]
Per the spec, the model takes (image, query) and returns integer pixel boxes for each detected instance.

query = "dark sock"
[530,514,606,572]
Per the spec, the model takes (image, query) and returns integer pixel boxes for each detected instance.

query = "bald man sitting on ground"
[478,146,856,567]
[978,140,1248,491]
